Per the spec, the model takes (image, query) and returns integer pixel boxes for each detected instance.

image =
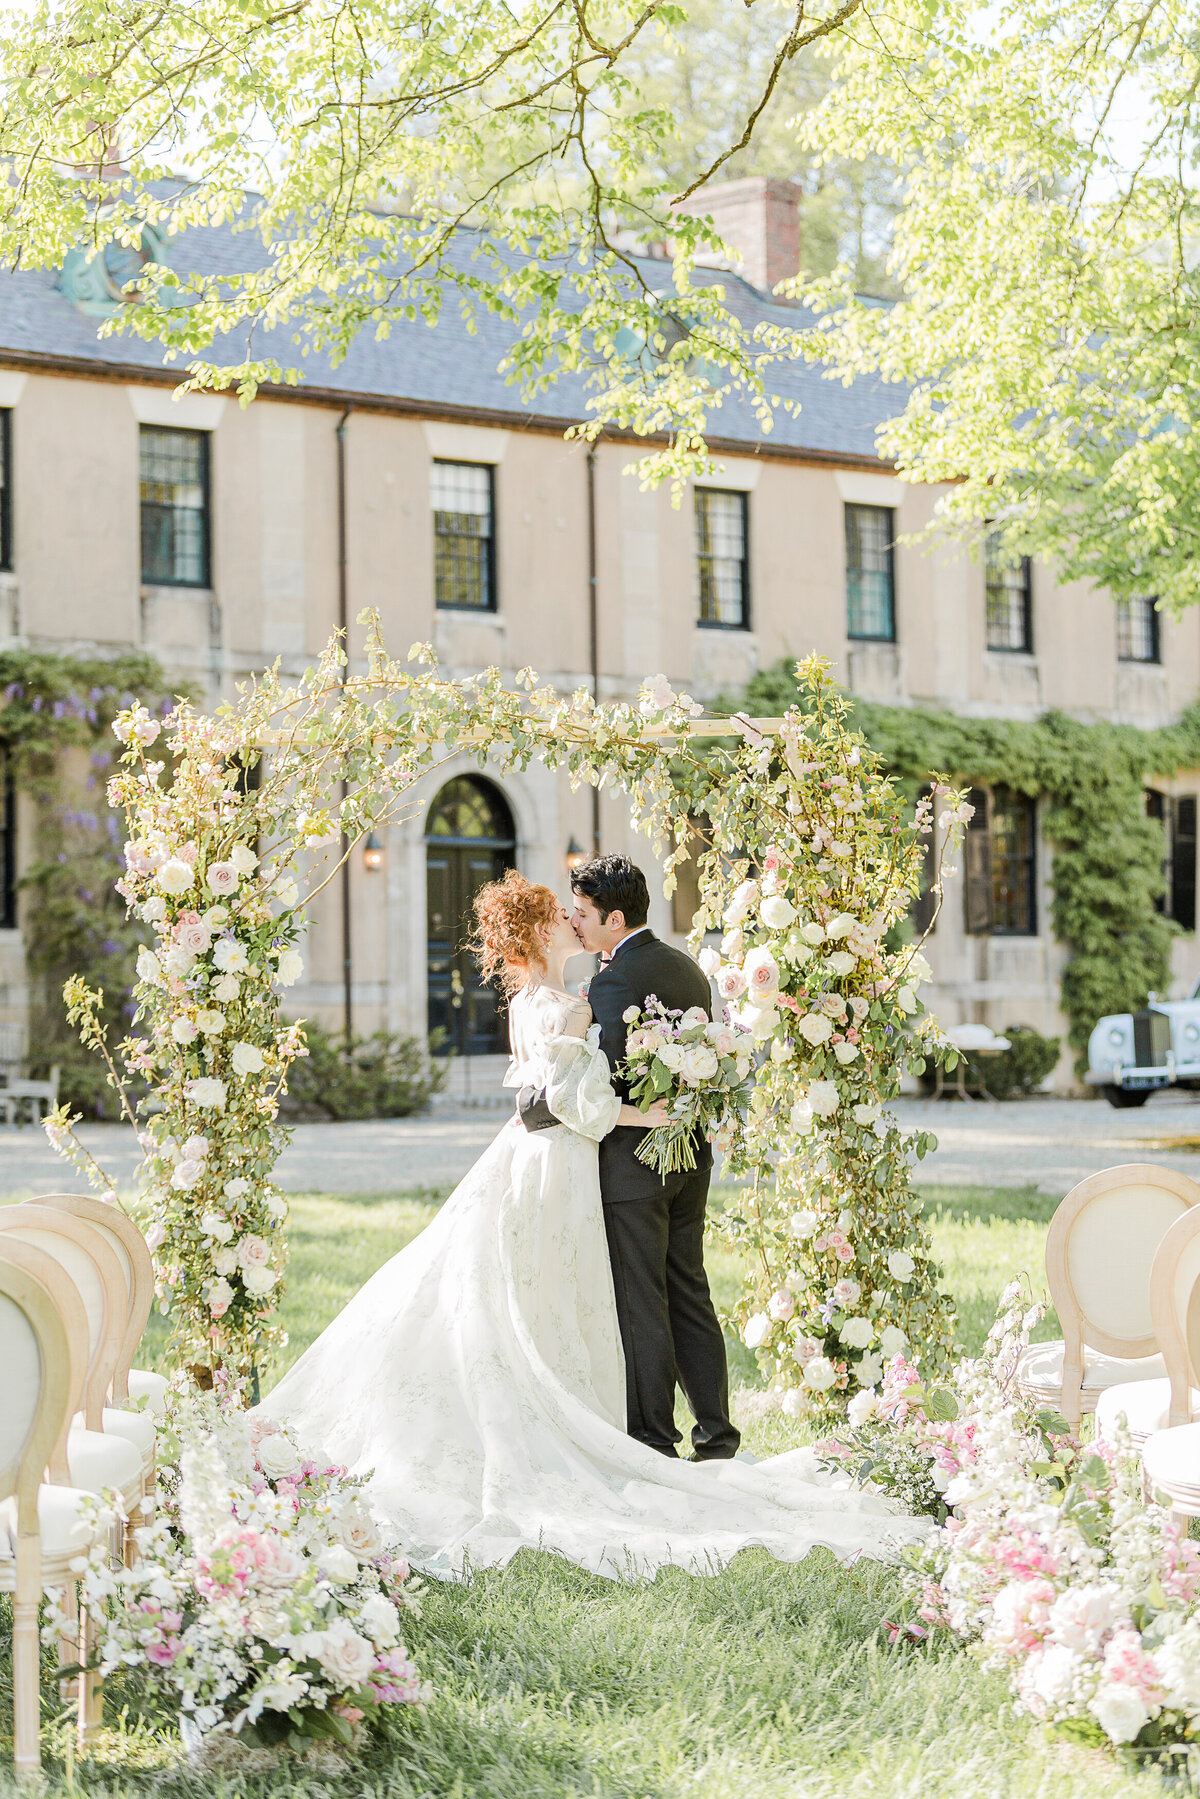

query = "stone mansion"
[0,177,1195,1088]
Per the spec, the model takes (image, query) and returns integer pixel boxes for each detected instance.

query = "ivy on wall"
[733,664,1200,1066]
[0,650,172,1111]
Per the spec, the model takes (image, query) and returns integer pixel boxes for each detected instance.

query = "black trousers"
[602,1167,740,1461]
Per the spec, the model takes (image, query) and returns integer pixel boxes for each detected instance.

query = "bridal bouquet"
[620,998,755,1176]
[61,1387,427,1767]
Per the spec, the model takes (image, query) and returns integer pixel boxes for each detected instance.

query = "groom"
[520,853,740,1462]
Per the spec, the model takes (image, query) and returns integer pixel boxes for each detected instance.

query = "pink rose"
[206,861,240,897]
[768,1288,795,1322]
[716,966,747,1000]
[238,1234,271,1269]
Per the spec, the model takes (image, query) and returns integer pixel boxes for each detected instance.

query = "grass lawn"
[3,1180,1157,1799]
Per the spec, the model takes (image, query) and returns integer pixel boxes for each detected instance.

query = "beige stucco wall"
[2,366,1198,1087]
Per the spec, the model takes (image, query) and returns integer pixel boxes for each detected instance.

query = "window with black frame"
[0,409,11,572]
[139,426,210,586]
[985,534,1033,653]
[432,460,495,610]
[845,503,896,641]
[1117,596,1160,664]
[695,488,749,629]
[1146,789,1197,932]
[964,785,1037,936]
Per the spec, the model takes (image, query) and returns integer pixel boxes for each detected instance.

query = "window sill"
[1117,656,1162,668]
[696,620,752,633]
[848,633,897,646]
[435,606,502,620]
[140,582,214,597]
[984,646,1037,659]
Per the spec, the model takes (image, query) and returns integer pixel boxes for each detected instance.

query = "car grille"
[1132,1008,1173,1068]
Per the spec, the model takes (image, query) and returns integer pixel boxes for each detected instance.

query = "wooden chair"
[1015,1164,1200,1428]
[1095,1204,1200,1446]
[0,1209,147,1549]
[0,1244,111,1770]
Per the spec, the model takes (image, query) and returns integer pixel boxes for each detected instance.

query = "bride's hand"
[619,1099,671,1128]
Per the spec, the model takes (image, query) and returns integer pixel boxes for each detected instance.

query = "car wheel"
[1103,1085,1150,1109]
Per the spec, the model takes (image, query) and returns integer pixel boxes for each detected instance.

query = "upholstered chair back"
[0,1236,86,1482]
[27,1196,155,1404]
[1147,1205,1200,1429]
[0,1208,125,1429]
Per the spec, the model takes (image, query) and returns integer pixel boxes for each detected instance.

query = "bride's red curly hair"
[472,869,561,997]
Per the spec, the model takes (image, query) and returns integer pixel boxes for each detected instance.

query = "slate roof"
[0,205,896,463]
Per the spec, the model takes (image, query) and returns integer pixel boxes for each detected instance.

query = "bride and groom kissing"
[265,853,924,1578]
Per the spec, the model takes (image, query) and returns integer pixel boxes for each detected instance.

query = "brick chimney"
[674,176,801,298]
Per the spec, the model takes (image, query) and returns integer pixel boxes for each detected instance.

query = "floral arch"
[54,617,966,1423]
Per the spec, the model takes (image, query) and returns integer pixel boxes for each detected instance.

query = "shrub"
[282,1023,449,1120]
[921,1025,1061,1100]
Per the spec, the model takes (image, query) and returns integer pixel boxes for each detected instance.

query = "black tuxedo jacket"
[519,930,715,1204]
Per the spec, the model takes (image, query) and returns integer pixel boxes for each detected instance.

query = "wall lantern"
[566,836,587,874]
[363,832,384,872]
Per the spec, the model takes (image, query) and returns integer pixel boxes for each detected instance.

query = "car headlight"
[1186,1024,1200,1044]
[1108,1027,1128,1047]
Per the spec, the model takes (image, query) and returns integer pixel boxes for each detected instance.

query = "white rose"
[623,1005,641,1023]
[880,1325,908,1357]
[803,1356,838,1392]
[242,1265,279,1298]
[332,1500,385,1561]
[313,1621,377,1686]
[206,1276,235,1315]
[213,938,249,974]
[182,1133,209,1159]
[273,875,299,909]
[833,1042,859,1065]
[212,974,240,1003]
[212,1246,239,1277]
[781,1388,810,1418]
[171,1157,204,1190]
[824,950,856,978]
[265,1190,288,1221]
[156,858,195,896]
[697,947,721,977]
[199,1210,234,1242]
[681,1044,719,1085]
[136,947,163,985]
[1154,1623,1200,1714]
[799,922,826,946]
[824,913,857,940]
[895,984,918,1015]
[847,1389,879,1427]
[743,1312,772,1349]
[171,1016,198,1046]
[1090,1683,1150,1745]
[255,1431,302,1480]
[807,1080,839,1118]
[657,1043,685,1072]
[723,879,760,927]
[760,894,796,931]
[319,1544,361,1584]
[887,1251,915,1282]
[797,1012,833,1046]
[742,947,781,999]
[789,1208,819,1239]
[840,1316,873,1350]
[275,948,304,988]
[203,905,229,927]
[224,1178,250,1200]
[789,1100,815,1135]
[232,1040,266,1077]
[1047,1586,1123,1656]
[855,1351,884,1387]
[852,1103,880,1127]
[358,1592,400,1646]
[230,842,258,876]
[196,1008,226,1036]
[141,896,167,923]
[184,1077,227,1111]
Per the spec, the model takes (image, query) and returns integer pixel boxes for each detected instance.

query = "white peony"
[213,937,249,974]
[1090,1683,1150,1744]
[797,1012,833,1046]
[313,1621,377,1686]
[847,1388,879,1427]
[232,1040,266,1077]
[184,1077,227,1111]
[161,944,195,979]
[156,858,195,896]
[855,1351,884,1387]
[255,1431,302,1479]
[275,948,304,988]
[358,1592,401,1646]
[743,1312,772,1349]
[242,1265,279,1298]
[760,894,796,931]
[887,1251,915,1282]
[803,1356,838,1392]
[140,895,167,923]
[807,1080,839,1118]
[212,1246,239,1277]
[212,974,240,1003]
[880,1325,908,1357]
[681,1044,719,1085]
[840,1316,873,1350]
[658,1042,685,1072]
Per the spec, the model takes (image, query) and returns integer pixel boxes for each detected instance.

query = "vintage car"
[1086,981,1200,1106]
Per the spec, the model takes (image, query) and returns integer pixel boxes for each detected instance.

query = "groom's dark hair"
[570,853,650,927]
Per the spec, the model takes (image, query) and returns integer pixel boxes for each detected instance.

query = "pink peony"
[988,1579,1056,1656]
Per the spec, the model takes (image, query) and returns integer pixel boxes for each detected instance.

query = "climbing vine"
[734,664,1200,1064]
[0,650,172,1110]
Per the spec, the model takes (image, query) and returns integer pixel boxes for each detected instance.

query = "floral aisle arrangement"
[63,1388,427,1770]
[619,999,754,1175]
[813,1354,972,1523]
[47,616,966,1410]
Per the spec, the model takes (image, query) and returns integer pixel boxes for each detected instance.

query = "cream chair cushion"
[1144,1422,1200,1499]
[1016,1339,1167,1407]
[0,1485,102,1565]
[72,1406,156,1461]
[127,1369,168,1416]
[1094,1377,1200,1447]
[67,1426,142,1494]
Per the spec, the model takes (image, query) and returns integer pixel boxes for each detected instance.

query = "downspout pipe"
[336,405,354,1045]
[586,444,601,855]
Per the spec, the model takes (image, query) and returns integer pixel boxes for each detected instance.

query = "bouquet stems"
[635,1119,699,1176]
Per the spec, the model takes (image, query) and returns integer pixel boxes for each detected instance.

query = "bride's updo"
[473,869,561,996]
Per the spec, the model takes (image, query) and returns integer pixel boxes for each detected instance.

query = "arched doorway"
[425,775,517,1055]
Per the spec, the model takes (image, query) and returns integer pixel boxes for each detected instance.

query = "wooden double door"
[425,776,516,1055]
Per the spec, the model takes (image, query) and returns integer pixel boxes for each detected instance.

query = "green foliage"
[281,1023,449,1121]
[918,1026,1061,1101]
[732,662,1200,1065]
[0,650,171,1114]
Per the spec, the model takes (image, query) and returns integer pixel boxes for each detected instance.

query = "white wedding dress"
[263,984,929,1578]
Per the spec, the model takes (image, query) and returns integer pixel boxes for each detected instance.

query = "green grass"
[4,1180,1156,1798]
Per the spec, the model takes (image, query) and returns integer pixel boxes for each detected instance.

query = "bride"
[262,873,929,1578]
